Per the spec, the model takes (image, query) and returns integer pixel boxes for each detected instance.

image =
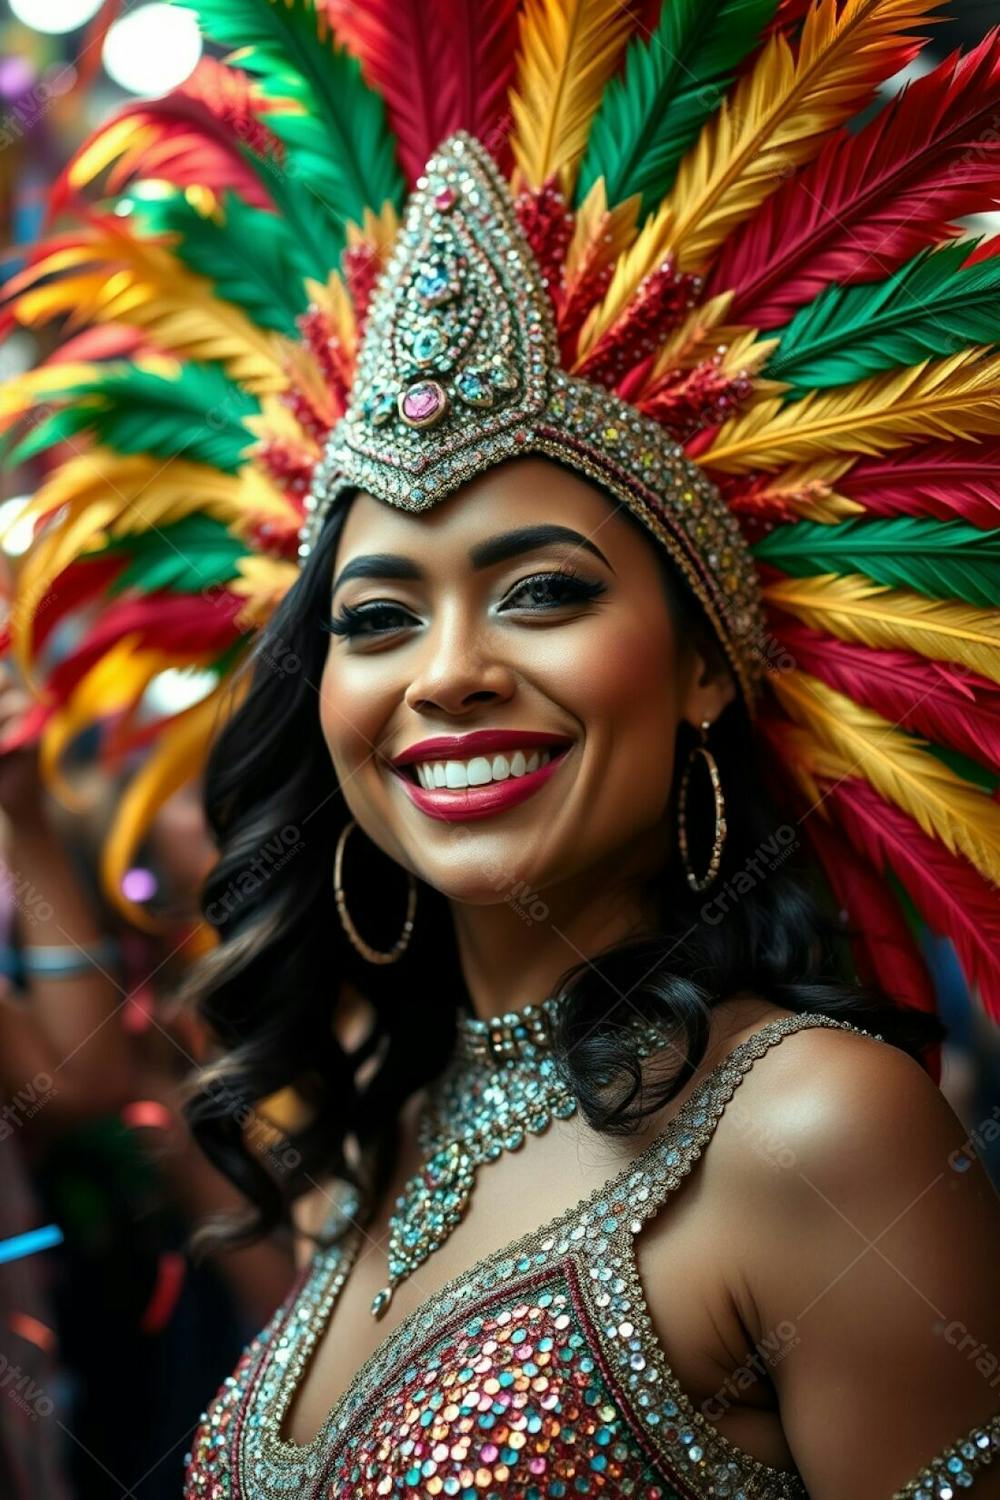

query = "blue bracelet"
[18,938,121,977]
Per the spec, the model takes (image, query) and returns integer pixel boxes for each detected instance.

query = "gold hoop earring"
[333,818,417,965]
[677,718,727,893]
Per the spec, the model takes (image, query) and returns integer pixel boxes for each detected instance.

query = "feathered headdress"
[2,0,999,1047]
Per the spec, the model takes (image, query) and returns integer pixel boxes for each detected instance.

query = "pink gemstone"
[402,384,441,421]
[434,187,456,211]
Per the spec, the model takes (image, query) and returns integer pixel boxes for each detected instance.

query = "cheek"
[568,609,682,825]
[318,645,392,777]
[572,608,680,736]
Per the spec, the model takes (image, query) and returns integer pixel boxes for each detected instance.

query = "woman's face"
[318,456,735,907]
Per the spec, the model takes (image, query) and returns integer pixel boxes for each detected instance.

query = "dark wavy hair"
[178,476,946,1254]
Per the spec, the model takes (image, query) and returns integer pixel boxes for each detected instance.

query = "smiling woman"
[6,0,1000,1495]
[173,447,998,1499]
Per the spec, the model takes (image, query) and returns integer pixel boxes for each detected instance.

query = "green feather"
[102,514,248,594]
[923,741,1000,796]
[7,362,257,472]
[575,0,778,216]
[244,144,347,284]
[752,516,1000,608]
[129,186,311,337]
[174,0,405,228]
[767,240,1000,393]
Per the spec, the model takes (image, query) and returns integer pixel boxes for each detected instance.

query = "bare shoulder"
[728,1013,968,1173]
[715,1015,1000,1496]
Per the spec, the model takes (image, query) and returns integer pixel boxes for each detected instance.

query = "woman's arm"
[0,666,133,1121]
[740,1028,1000,1498]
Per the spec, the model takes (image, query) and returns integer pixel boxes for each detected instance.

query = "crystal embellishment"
[299,131,766,711]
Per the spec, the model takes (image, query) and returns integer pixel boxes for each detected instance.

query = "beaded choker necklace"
[370,996,663,1319]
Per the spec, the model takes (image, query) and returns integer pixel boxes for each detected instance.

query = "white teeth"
[413,747,555,790]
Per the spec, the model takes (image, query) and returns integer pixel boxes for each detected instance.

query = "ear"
[679,635,738,729]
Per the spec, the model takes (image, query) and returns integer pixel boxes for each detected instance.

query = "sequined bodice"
[181,1013,998,1499]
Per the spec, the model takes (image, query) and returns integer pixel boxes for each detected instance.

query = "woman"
[4,2,1000,1496]
[176,443,1000,1500]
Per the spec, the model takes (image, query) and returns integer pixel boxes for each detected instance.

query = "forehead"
[334,455,635,561]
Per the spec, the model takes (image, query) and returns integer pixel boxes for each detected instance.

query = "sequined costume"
[182,1014,1000,1499]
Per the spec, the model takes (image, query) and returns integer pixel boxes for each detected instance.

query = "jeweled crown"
[300,132,765,710]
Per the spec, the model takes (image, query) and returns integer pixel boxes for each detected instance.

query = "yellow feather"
[230,554,300,631]
[11,450,256,539]
[772,671,1000,885]
[572,199,674,361]
[100,681,235,931]
[9,230,290,395]
[344,200,400,295]
[303,268,360,357]
[562,176,640,300]
[12,500,122,690]
[509,0,633,197]
[664,0,947,270]
[703,348,1000,473]
[67,115,155,190]
[6,450,279,688]
[741,458,865,524]
[39,638,177,811]
[763,571,1000,685]
[0,362,103,427]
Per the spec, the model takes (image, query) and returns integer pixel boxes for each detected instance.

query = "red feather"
[764,0,817,37]
[45,591,245,707]
[327,0,521,185]
[30,555,130,659]
[44,326,148,366]
[800,809,940,1078]
[49,60,281,220]
[708,30,1000,326]
[769,615,1000,773]
[834,440,1000,529]
[822,776,1000,1023]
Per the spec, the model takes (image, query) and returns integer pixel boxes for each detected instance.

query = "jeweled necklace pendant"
[369,996,663,1319]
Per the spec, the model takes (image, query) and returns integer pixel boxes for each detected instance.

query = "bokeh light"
[101,2,201,96]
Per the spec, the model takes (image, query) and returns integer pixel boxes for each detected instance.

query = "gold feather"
[6,451,289,687]
[703,348,1000,473]
[763,571,1000,685]
[9,451,267,544]
[67,115,154,191]
[230,554,300,631]
[638,322,780,405]
[664,0,947,271]
[9,230,289,394]
[739,458,865,524]
[303,269,359,357]
[99,680,234,931]
[561,176,640,303]
[772,671,1000,885]
[344,201,400,285]
[572,198,674,360]
[39,638,178,813]
[508,0,634,198]
[0,361,105,427]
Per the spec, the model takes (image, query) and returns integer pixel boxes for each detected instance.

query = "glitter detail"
[298,131,765,712]
[181,1012,1000,1500]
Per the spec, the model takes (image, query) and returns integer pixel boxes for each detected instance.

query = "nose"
[402,606,517,716]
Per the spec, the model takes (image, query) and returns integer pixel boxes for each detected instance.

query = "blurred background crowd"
[0,2,997,1497]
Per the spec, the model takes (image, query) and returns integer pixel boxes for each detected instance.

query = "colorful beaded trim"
[299,131,766,712]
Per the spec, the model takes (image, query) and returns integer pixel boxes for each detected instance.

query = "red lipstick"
[387,740,573,823]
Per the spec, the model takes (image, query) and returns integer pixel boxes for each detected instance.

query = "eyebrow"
[330,523,615,598]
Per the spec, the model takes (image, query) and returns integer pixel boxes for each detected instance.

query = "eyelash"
[321,565,607,639]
